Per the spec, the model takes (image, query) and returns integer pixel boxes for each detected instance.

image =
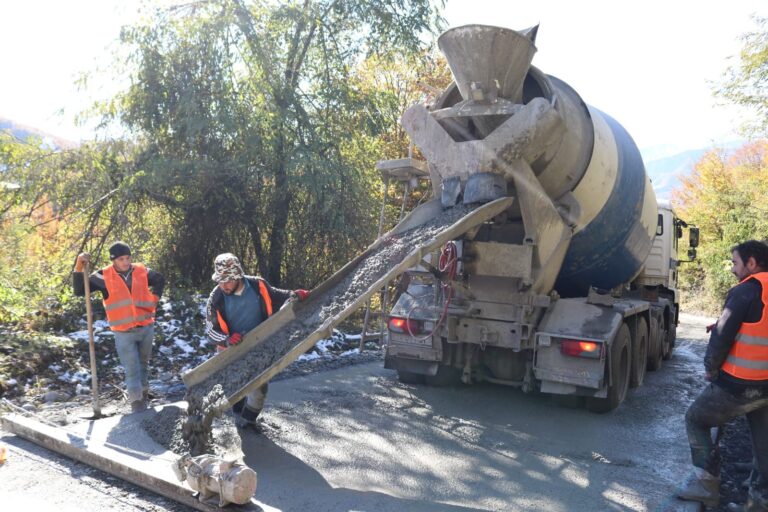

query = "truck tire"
[630,317,648,388]
[647,317,663,371]
[424,365,462,387]
[663,323,676,360]
[586,323,630,413]
[397,370,425,385]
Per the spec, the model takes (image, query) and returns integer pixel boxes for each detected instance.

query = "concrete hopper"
[437,24,537,104]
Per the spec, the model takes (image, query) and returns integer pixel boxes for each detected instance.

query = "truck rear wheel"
[397,370,425,385]
[424,365,462,387]
[586,323,630,413]
[630,317,648,388]
[663,323,676,360]
[647,317,663,371]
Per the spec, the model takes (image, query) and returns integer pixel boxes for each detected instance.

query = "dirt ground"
[714,416,753,511]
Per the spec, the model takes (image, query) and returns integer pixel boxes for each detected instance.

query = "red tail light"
[560,339,603,359]
[388,316,424,335]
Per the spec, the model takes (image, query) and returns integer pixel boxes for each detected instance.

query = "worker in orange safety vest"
[74,242,165,413]
[676,240,768,511]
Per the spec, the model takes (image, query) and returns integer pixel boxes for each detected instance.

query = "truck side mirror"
[689,227,700,248]
[687,248,697,261]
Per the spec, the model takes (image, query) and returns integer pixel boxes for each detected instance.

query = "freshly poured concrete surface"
[239,360,703,512]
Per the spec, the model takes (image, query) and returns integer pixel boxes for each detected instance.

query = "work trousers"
[113,324,154,403]
[685,382,768,497]
[246,383,269,410]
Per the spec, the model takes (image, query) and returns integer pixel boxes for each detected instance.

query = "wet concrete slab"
[0,404,275,512]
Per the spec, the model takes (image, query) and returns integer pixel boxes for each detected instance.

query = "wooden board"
[182,197,514,405]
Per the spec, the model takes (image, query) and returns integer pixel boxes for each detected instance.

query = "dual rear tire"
[586,323,631,413]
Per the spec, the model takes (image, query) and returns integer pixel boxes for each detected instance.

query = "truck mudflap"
[182,196,514,409]
[384,355,439,376]
[533,297,648,395]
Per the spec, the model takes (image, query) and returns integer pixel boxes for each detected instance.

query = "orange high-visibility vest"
[216,279,273,336]
[103,264,157,332]
[721,272,768,381]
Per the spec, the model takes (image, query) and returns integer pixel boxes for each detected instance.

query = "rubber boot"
[131,399,147,413]
[232,398,245,415]
[676,469,720,507]
[238,404,262,429]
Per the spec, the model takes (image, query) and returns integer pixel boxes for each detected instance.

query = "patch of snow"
[162,302,173,312]
[340,348,359,357]
[59,370,90,384]
[68,330,89,341]
[6,378,17,386]
[48,364,62,372]
[174,338,196,354]
[93,320,109,330]
[315,339,335,353]
[298,352,322,361]
[159,346,173,355]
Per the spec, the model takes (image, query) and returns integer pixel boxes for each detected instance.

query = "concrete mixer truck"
[383,24,699,412]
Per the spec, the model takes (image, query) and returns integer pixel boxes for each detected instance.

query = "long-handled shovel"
[82,260,105,420]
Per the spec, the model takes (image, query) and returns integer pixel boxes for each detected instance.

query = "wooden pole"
[83,261,102,417]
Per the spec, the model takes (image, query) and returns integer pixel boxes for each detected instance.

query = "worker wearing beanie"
[73,242,165,413]
[205,252,309,428]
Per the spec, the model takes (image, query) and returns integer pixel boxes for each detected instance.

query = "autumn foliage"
[672,140,768,312]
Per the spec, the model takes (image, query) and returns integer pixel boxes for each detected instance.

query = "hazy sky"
[1,0,764,155]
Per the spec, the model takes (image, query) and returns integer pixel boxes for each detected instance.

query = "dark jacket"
[707,277,768,394]
[72,266,165,301]
[205,276,292,346]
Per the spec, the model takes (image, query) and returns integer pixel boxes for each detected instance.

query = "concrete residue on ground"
[182,203,475,451]
[143,400,243,461]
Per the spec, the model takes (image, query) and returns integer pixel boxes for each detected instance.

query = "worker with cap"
[205,252,309,428]
[73,242,165,413]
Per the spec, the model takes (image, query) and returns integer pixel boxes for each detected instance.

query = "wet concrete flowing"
[179,203,476,454]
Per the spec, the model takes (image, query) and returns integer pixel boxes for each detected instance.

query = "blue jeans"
[113,324,154,402]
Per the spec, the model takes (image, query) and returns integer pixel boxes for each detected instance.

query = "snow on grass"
[58,369,91,384]
[173,338,196,354]
[68,330,90,341]
[298,351,322,361]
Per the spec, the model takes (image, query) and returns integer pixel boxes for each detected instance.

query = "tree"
[716,15,768,136]
[0,131,173,324]
[108,0,445,287]
[672,140,768,311]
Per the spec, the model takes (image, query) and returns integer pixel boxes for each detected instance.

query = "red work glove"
[294,289,309,301]
[228,333,242,345]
